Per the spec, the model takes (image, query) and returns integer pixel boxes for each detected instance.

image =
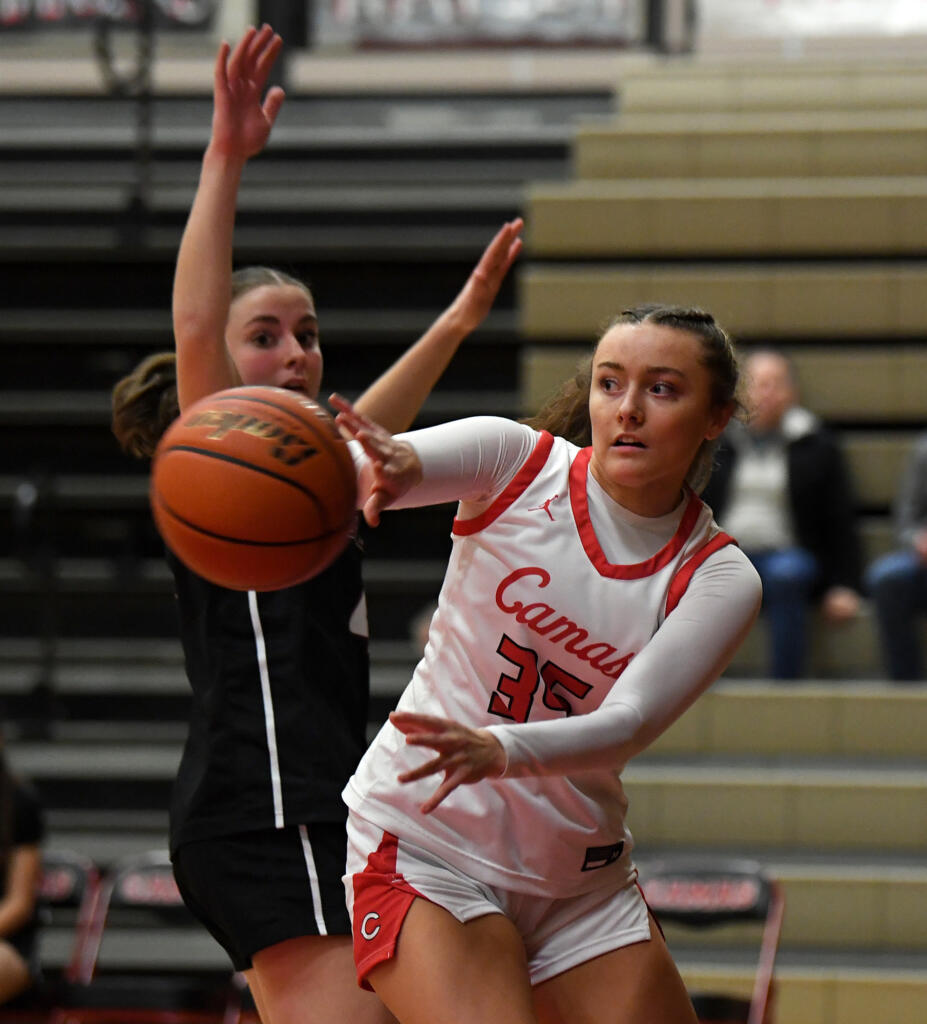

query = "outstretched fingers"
[213,39,231,93]
[390,711,454,736]
[330,393,392,454]
[262,86,286,127]
[473,218,524,285]
[419,765,473,815]
[250,25,284,92]
[225,25,256,84]
[389,711,506,813]
[330,393,422,527]
[449,218,524,332]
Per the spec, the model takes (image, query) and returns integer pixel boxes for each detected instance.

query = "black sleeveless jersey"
[166,538,370,853]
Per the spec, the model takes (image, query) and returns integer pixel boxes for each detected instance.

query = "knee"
[0,944,33,1004]
[759,549,817,601]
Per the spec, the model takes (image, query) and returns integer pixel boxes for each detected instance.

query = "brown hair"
[111,268,315,461]
[111,351,179,460]
[523,303,741,493]
[231,266,313,305]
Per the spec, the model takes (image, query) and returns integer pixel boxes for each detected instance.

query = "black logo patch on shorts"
[581,841,625,871]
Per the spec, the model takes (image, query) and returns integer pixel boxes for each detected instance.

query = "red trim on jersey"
[452,430,555,536]
[350,830,426,991]
[569,448,704,579]
[664,532,737,618]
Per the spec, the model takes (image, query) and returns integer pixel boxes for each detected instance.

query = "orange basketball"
[150,387,357,591]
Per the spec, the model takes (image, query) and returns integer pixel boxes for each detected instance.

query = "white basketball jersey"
[345,431,731,898]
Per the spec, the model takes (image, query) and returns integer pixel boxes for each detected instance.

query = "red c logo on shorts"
[361,912,381,940]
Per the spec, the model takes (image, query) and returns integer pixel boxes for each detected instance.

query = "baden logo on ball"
[150,386,358,591]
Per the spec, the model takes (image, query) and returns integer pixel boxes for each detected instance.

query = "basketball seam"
[159,444,328,510]
[153,492,345,547]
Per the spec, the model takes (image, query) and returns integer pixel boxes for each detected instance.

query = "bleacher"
[2,39,927,1024]
[519,56,927,1023]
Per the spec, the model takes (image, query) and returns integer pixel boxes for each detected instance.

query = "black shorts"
[172,822,352,972]
[5,924,38,978]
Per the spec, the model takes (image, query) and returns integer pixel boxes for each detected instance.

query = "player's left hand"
[390,711,506,814]
[330,393,422,526]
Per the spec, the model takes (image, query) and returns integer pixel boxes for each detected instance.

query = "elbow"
[172,311,221,353]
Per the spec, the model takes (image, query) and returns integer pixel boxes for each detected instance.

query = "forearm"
[353,218,522,433]
[353,305,473,434]
[349,417,537,511]
[172,146,244,410]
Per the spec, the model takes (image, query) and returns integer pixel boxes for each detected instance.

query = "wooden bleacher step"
[615,60,927,115]
[573,111,927,179]
[526,178,927,257]
[519,261,927,340]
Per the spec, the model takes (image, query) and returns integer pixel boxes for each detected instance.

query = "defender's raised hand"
[448,218,524,336]
[211,24,286,161]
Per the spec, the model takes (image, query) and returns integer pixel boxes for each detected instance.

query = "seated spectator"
[864,430,927,681]
[701,349,863,679]
[0,732,45,1004]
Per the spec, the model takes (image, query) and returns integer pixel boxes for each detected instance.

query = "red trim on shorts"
[452,430,555,536]
[351,830,426,991]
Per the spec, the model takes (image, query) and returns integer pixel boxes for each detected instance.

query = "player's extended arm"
[351,219,523,434]
[484,552,761,777]
[391,550,761,812]
[172,25,285,411]
[333,397,537,526]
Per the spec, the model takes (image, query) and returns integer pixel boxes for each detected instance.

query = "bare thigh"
[0,941,31,1004]
[368,898,538,1024]
[250,934,396,1024]
[533,914,698,1024]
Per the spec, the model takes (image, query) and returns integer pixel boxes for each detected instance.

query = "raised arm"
[352,219,523,434]
[172,25,285,411]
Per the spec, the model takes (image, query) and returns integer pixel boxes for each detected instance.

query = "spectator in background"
[701,348,862,679]
[0,733,45,1005]
[864,431,927,681]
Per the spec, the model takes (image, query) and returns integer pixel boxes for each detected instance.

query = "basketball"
[150,386,357,591]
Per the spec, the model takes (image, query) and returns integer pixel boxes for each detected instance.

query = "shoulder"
[696,541,763,599]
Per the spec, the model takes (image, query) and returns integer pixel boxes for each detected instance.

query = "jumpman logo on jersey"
[529,494,560,521]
